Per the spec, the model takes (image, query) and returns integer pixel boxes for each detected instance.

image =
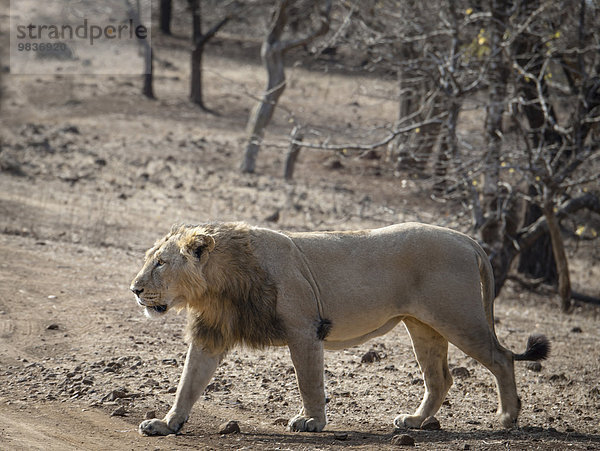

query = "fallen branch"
[572,291,600,305]
[289,116,446,152]
[507,276,600,306]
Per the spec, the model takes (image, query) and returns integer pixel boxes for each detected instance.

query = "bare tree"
[188,0,230,110]
[128,0,154,99]
[241,0,331,173]
[160,0,173,35]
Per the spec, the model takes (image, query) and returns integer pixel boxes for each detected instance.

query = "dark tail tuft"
[514,334,550,361]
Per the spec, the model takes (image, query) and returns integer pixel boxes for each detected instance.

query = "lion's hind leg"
[394,317,452,430]
[474,344,520,428]
[438,320,520,429]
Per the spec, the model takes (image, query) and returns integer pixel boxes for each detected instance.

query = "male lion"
[130,222,549,435]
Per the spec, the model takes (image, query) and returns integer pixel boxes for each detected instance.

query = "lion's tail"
[514,334,551,361]
[473,239,551,363]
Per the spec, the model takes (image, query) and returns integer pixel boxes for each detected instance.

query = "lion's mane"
[178,223,285,354]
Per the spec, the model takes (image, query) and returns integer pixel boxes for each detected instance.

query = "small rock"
[421,416,441,430]
[463,444,471,450]
[47,324,60,330]
[391,434,415,446]
[110,406,127,417]
[62,125,80,134]
[361,350,382,364]
[570,326,582,333]
[219,420,240,435]
[549,373,567,382]
[334,432,349,441]
[102,389,129,402]
[264,210,280,223]
[273,418,288,426]
[145,410,157,420]
[526,362,542,372]
[451,367,470,378]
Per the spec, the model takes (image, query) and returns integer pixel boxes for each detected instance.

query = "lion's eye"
[155,259,165,268]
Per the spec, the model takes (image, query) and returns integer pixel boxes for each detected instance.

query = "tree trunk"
[141,29,154,98]
[241,0,331,173]
[188,1,229,110]
[478,0,511,291]
[189,0,205,108]
[543,201,572,312]
[160,0,172,35]
[517,195,557,281]
[241,1,289,174]
[512,1,563,284]
[433,100,460,193]
[129,0,154,99]
[389,43,422,170]
[284,126,302,180]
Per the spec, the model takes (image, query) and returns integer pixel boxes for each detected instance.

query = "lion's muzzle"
[131,286,168,315]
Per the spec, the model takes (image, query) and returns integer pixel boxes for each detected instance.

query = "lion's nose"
[131,287,144,296]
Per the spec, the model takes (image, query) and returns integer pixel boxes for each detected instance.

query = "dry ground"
[1,16,600,450]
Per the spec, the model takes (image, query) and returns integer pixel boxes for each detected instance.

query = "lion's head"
[130,222,285,353]
[130,225,216,318]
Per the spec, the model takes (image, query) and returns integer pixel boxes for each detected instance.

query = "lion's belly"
[324,313,402,343]
[323,316,404,349]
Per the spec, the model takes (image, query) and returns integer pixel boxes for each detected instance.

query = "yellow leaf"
[466,8,473,15]
[478,37,487,46]
[472,180,478,186]
[592,229,598,238]
[535,176,541,181]
[501,162,507,167]
[575,225,585,236]
[415,127,420,134]
[509,168,515,174]
[554,31,561,39]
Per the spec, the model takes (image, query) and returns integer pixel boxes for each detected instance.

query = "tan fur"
[131,222,548,437]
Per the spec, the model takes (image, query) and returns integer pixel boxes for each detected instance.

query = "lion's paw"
[499,412,518,429]
[138,418,180,436]
[288,414,326,432]
[393,414,426,430]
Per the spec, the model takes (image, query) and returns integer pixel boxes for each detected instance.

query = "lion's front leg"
[287,338,327,432]
[139,342,222,436]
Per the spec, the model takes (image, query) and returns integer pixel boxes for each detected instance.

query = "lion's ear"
[179,230,216,261]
